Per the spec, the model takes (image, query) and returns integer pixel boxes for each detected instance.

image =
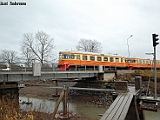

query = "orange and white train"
[58,51,160,70]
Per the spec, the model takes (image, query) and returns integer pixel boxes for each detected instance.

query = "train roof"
[59,51,160,60]
[126,57,151,60]
[59,51,125,57]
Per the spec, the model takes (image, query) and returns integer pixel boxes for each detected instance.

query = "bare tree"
[0,49,19,63]
[21,31,55,66]
[76,38,102,53]
[21,47,35,67]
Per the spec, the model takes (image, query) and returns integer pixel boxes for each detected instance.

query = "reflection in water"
[19,96,106,119]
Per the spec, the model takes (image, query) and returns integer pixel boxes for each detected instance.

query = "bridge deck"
[100,93,133,120]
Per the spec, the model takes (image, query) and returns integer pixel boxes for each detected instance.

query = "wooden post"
[63,85,67,116]
[52,85,68,119]
[52,91,64,119]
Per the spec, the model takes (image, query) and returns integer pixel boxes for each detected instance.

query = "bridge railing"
[0,62,32,72]
[0,62,109,73]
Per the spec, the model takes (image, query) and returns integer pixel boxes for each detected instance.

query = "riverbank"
[19,80,110,120]
[18,79,160,120]
[19,80,76,98]
[19,82,112,108]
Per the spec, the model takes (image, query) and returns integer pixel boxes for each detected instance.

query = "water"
[19,96,107,119]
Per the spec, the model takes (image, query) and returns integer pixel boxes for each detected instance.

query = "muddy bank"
[19,80,111,120]
[19,83,113,107]
[19,86,60,98]
[19,80,76,98]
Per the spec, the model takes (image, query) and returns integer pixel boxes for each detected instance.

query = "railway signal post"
[139,34,160,112]
[152,33,159,99]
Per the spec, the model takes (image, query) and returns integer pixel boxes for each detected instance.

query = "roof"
[59,51,125,57]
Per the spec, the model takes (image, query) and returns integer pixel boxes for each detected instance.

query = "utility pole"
[127,35,133,58]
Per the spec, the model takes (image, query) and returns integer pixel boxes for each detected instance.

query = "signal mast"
[152,33,159,99]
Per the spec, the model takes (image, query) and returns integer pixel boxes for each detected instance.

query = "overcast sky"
[0,0,160,60]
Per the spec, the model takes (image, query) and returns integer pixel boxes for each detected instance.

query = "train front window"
[90,56,95,61]
[62,54,70,59]
[83,56,87,60]
[97,57,101,61]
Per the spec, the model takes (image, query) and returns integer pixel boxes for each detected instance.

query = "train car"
[58,51,127,70]
[157,60,160,69]
[125,57,160,70]
[58,51,160,70]
[125,58,152,70]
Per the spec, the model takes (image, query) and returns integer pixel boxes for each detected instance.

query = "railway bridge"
[0,63,116,110]
[0,63,118,82]
[1,62,149,120]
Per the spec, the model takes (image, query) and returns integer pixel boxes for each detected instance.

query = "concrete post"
[55,80,58,96]
[135,76,142,95]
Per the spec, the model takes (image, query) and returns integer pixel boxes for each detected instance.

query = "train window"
[146,60,149,64]
[83,56,87,60]
[76,55,80,60]
[97,57,101,61]
[62,54,64,59]
[90,56,95,61]
[115,58,119,62]
[70,54,75,59]
[139,60,143,64]
[62,54,70,59]
[104,57,108,62]
[110,57,114,62]
[128,60,131,63]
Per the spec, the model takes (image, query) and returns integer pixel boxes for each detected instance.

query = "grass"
[135,70,160,81]
[0,97,54,120]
